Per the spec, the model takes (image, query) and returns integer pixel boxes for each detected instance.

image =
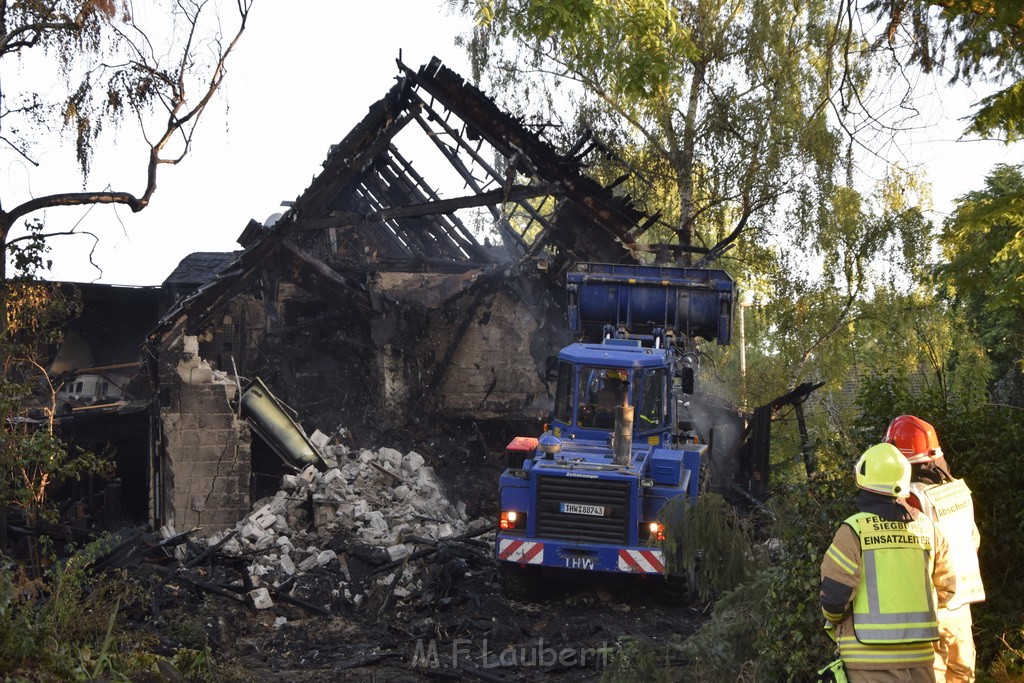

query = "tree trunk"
[678,59,706,265]
[0,215,9,334]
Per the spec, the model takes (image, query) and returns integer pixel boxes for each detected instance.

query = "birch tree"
[450,0,857,264]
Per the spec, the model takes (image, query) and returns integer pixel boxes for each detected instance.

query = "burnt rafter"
[274,241,376,315]
[400,58,648,251]
[409,94,556,252]
[368,157,466,260]
[385,145,485,259]
[296,77,418,219]
[411,110,532,251]
[288,185,557,235]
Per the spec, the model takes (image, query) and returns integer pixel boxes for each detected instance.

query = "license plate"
[560,502,605,516]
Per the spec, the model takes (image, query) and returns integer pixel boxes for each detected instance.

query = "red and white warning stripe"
[498,539,544,565]
[617,549,665,574]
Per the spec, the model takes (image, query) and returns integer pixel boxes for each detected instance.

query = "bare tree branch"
[0,134,38,166]
[0,0,253,287]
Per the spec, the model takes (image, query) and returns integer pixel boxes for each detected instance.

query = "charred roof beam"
[411,89,541,203]
[275,241,377,317]
[412,91,499,190]
[505,194,556,248]
[288,184,557,234]
[401,58,646,248]
[347,185,423,260]
[355,178,435,261]
[357,161,486,265]
[374,154,476,261]
[386,144,488,261]
[410,96,557,251]
[366,256,493,273]
[413,110,530,252]
[300,96,421,219]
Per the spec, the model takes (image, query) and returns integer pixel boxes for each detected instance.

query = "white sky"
[9,2,475,286]
[7,2,1023,287]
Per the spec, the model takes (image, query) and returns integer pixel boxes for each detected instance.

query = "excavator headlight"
[500,510,526,531]
[639,521,665,542]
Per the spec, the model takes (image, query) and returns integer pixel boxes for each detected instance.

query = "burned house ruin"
[141,57,683,535]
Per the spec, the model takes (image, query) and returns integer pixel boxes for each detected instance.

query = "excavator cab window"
[553,361,574,423]
[576,367,630,429]
[636,369,668,431]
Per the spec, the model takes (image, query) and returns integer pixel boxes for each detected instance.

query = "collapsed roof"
[154,56,662,337]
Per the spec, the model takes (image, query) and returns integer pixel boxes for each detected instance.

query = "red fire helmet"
[885,414,943,464]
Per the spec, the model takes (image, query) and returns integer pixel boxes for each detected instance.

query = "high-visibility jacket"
[847,512,939,643]
[910,479,985,609]
[821,508,956,670]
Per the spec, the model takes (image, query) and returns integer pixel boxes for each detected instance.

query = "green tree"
[0,0,253,289]
[937,163,1024,378]
[450,0,854,264]
[868,0,1024,140]
[707,172,938,431]
[0,235,112,524]
[452,1,948,416]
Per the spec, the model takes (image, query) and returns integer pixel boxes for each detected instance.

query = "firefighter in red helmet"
[886,415,984,683]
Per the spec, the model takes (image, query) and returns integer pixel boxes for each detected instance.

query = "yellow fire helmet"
[605,369,628,382]
[855,443,911,497]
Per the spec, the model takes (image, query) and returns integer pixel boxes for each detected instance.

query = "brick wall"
[159,332,251,536]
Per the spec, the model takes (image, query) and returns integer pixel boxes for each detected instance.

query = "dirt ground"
[113,422,707,681]
[138,556,705,682]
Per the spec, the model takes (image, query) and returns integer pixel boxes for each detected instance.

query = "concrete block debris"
[196,445,493,614]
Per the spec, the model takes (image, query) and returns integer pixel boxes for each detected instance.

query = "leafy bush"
[674,574,775,681]
[601,635,686,683]
[746,462,854,680]
[0,538,216,681]
[661,492,754,602]
[1,538,122,677]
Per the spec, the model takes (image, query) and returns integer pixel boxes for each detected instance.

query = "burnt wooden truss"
[155,57,663,338]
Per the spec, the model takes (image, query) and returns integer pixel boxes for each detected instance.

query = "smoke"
[681,393,745,494]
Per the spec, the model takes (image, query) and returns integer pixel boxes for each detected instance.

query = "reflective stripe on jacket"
[835,634,935,668]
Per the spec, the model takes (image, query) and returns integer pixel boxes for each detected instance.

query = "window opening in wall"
[198,310,246,376]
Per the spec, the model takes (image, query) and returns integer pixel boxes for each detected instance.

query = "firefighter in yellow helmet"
[820,444,957,682]
[887,415,984,683]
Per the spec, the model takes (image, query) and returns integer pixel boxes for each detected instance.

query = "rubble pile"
[201,445,493,612]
